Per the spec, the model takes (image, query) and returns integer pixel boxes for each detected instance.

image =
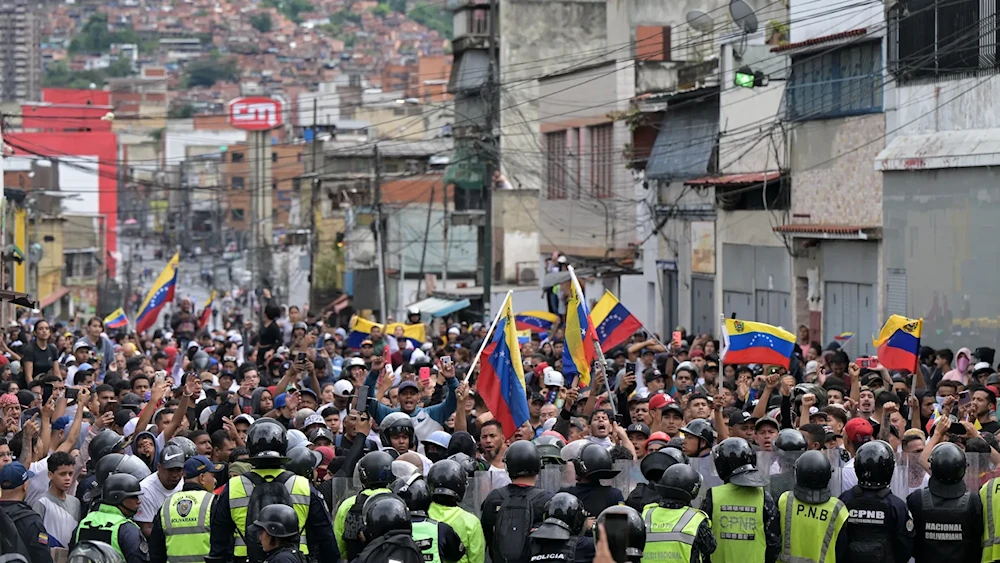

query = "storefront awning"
[39,287,70,309]
[408,296,471,318]
[773,224,881,240]
[876,129,1000,171]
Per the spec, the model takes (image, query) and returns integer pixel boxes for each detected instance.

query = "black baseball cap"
[728,411,754,427]
[626,423,651,437]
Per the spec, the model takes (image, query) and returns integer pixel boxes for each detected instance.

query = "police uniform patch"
[177,499,194,517]
[906,519,914,532]
[139,541,149,555]
[37,533,48,546]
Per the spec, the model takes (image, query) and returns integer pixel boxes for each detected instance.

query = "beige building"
[0,0,41,102]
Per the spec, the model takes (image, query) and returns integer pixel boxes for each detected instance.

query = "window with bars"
[786,40,882,121]
[589,124,614,198]
[889,0,995,82]
[545,132,567,200]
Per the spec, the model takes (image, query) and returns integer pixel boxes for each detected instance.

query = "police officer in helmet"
[593,506,645,563]
[778,451,849,563]
[253,505,306,563]
[527,492,595,562]
[702,438,781,563]
[68,541,125,563]
[148,455,225,563]
[907,441,983,563]
[207,418,337,563]
[679,419,716,458]
[770,428,807,501]
[390,475,466,563]
[335,450,394,561]
[839,440,914,563]
[625,449,687,513]
[71,473,149,563]
[642,464,715,563]
[480,440,552,563]
[427,459,485,563]
[355,495,423,563]
[0,461,55,563]
[560,443,624,518]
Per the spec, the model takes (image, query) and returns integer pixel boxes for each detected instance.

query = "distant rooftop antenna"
[729,0,759,34]
[686,10,716,33]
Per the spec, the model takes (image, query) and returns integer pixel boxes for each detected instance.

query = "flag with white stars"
[562,282,598,387]
[136,253,180,334]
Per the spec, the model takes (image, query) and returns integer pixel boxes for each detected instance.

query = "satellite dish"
[686,10,715,33]
[730,0,759,34]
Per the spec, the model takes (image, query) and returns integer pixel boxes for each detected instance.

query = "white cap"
[805,360,819,375]
[347,357,366,368]
[975,361,993,373]
[334,380,354,397]
[543,369,565,388]
[448,327,460,336]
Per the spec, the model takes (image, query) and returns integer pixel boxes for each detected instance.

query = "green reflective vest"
[162,489,213,563]
[641,505,708,563]
[428,503,485,563]
[413,519,442,563]
[777,492,847,563]
[74,504,131,557]
[710,483,767,563]
[229,469,311,557]
[979,478,1000,562]
[333,487,391,558]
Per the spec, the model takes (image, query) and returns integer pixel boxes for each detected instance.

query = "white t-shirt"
[488,464,511,488]
[136,472,181,523]
[26,456,51,506]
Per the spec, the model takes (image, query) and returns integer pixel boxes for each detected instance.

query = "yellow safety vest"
[641,505,709,562]
[980,478,1000,562]
[777,492,847,563]
[710,483,767,563]
[229,468,312,557]
[162,489,214,563]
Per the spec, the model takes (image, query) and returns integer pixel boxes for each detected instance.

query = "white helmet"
[407,307,420,317]
[543,369,565,388]
[348,357,366,368]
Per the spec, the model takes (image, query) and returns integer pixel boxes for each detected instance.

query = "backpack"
[241,471,300,563]
[491,487,547,563]
[356,534,424,563]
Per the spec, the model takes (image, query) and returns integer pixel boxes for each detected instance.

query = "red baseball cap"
[690,349,705,358]
[844,418,874,445]
[649,393,673,411]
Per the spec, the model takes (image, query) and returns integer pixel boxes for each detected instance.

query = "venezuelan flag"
[103,308,128,330]
[590,290,644,352]
[135,253,179,334]
[199,290,216,330]
[562,282,598,387]
[873,315,922,372]
[833,331,855,343]
[347,317,426,349]
[721,318,796,369]
[478,295,529,439]
[516,329,533,346]
[514,310,559,333]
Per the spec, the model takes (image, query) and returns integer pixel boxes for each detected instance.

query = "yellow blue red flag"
[135,253,179,334]
[103,308,128,330]
[562,282,598,387]
[478,294,529,439]
[721,318,796,369]
[872,315,922,372]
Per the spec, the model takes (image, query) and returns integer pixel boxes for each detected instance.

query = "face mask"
[958,356,970,374]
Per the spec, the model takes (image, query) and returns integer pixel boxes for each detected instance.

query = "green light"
[735,66,755,88]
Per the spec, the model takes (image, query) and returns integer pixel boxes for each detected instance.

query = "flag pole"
[567,266,616,416]
[463,290,511,383]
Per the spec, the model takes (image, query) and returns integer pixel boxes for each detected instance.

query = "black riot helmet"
[380,413,416,450]
[793,450,833,504]
[543,492,587,535]
[855,440,895,490]
[448,452,482,476]
[68,541,125,563]
[928,442,968,498]
[115,455,153,482]
[656,464,702,503]
[775,429,808,452]
[94,453,126,487]
[167,436,197,460]
[714,437,768,487]
[286,447,321,478]
[679,419,717,450]
[88,430,125,468]
[427,459,468,503]
[594,506,646,562]
[574,443,621,480]
[639,451,681,483]
[247,418,290,467]
[253,505,300,539]
[504,440,541,478]
[103,473,142,506]
[533,435,566,465]
[358,451,395,489]
[389,475,432,513]
[363,494,412,539]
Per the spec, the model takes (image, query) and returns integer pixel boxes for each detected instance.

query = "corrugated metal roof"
[684,171,782,186]
[646,99,719,181]
[875,129,1000,171]
[771,28,868,53]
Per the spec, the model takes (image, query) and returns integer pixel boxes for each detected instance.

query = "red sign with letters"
[228,97,283,131]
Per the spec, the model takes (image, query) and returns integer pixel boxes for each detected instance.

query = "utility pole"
[373,144,388,322]
[442,179,448,287]
[416,185,434,298]
[481,0,500,319]
[308,99,319,308]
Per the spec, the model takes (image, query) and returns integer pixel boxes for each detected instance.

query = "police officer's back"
[207,418,337,563]
[78,431,126,519]
[526,492,595,563]
[68,541,125,563]
[593,506,646,562]
[0,462,54,563]
[253,505,307,563]
[559,443,624,519]
[906,442,983,563]
[390,475,466,563]
[625,450,686,514]
[777,451,848,563]
[701,438,780,563]
[642,464,716,563]
[480,441,551,563]
[839,441,914,563]
[427,459,485,563]
[770,428,807,502]
[353,495,423,563]
[72,473,149,563]
[334,450,395,561]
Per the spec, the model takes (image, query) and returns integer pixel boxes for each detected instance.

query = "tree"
[372,3,391,17]
[69,14,150,54]
[250,12,273,33]
[409,3,452,38]
[184,56,241,88]
[168,104,195,118]
[261,0,314,23]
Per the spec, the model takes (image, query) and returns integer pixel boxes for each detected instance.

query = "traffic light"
[735,66,768,88]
